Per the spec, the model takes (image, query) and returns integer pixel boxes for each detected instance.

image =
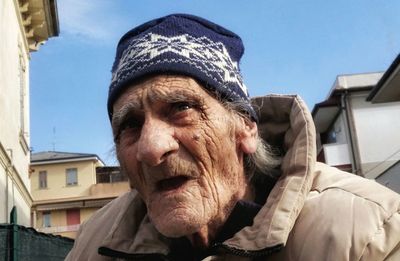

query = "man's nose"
[136,119,179,166]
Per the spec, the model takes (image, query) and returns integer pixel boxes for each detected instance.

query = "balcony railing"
[321,143,351,167]
[37,224,80,234]
[89,181,130,197]
[96,166,127,184]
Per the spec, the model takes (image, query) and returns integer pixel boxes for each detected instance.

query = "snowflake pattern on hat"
[111,33,249,96]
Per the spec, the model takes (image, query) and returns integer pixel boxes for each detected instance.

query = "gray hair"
[222,99,281,179]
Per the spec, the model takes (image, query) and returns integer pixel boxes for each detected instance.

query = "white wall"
[332,114,348,144]
[0,167,6,223]
[322,113,352,167]
[3,175,31,226]
[12,181,31,226]
[0,0,32,225]
[323,143,351,166]
[350,92,400,178]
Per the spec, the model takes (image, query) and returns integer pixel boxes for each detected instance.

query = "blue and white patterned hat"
[108,14,258,121]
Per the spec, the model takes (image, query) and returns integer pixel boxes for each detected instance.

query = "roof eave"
[31,156,102,166]
[367,54,400,103]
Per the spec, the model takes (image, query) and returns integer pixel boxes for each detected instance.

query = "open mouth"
[156,176,190,192]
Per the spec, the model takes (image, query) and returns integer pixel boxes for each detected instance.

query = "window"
[39,171,47,189]
[42,211,51,227]
[326,129,337,144]
[321,129,337,144]
[66,168,78,186]
[18,43,29,154]
[19,52,26,134]
[66,209,80,226]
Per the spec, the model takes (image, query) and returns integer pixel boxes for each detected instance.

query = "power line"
[363,146,400,176]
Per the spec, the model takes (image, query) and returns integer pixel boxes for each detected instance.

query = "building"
[0,0,59,226]
[367,54,400,191]
[367,54,400,103]
[30,151,129,238]
[313,55,400,192]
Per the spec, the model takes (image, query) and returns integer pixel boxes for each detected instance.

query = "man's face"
[112,75,256,239]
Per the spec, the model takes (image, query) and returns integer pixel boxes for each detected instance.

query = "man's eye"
[120,118,141,133]
[172,102,192,112]
[114,118,141,142]
[168,101,198,123]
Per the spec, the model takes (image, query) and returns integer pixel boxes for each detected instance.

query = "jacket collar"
[99,191,170,256]
[223,95,317,251]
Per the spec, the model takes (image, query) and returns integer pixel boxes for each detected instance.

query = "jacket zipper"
[211,243,283,258]
[98,247,169,260]
[98,244,283,260]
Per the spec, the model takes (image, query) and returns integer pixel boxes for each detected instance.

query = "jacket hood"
[222,94,317,251]
[99,94,317,255]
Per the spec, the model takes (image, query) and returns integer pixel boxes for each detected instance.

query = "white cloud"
[58,0,123,43]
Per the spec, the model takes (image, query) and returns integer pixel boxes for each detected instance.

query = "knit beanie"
[108,14,257,122]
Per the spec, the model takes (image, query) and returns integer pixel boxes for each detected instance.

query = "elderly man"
[66,14,400,260]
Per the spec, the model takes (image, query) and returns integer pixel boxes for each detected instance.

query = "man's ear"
[238,120,258,154]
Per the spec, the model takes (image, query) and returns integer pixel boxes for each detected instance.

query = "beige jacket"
[66,95,400,261]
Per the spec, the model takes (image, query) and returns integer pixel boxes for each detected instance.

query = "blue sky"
[30,0,400,165]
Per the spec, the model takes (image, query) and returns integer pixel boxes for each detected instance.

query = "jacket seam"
[309,187,400,261]
[315,186,395,216]
[287,95,312,229]
[268,95,311,241]
[262,96,297,242]
[358,208,400,261]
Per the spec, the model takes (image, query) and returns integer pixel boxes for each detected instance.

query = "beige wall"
[36,207,100,239]
[31,158,130,239]
[31,160,102,200]
[90,182,130,197]
[80,207,98,223]
[39,207,100,227]
[61,231,77,239]
[0,0,32,226]
[37,209,66,228]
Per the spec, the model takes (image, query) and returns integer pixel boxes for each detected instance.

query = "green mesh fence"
[0,225,10,260]
[0,224,74,261]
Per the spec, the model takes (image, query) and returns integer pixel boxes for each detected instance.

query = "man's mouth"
[156,176,190,192]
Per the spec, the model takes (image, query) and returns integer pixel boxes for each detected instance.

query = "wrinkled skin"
[112,75,258,247]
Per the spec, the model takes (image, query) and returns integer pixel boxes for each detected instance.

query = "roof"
[312,96,341,133]
[31,151,105,165]
[325,72,383,99]
[367,54,400,103]
[311,72,384,134]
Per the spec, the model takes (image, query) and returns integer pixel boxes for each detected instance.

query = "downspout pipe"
[341,92,359,174]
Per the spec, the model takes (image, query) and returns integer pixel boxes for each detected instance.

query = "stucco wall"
[80,207,98,223]
[35,207,100,239]
[37,209,66,228]
[0,172,31,226]
[12,182,31,226]
[0,0,32,226]
[350,92,400,179]
[0,167,6,222]
[30,160,99,200]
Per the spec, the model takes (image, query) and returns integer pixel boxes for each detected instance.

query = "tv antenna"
[52,127,56,151]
